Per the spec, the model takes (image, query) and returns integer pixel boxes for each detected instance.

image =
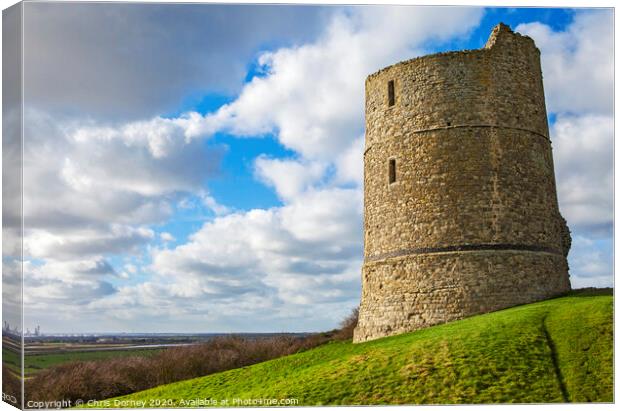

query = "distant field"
[2,347,21,375]
[3,347,162,376]
[97,291,612,406]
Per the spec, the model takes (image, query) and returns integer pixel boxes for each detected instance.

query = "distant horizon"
[2,287,609,336]
[21,331,314,337]
[3,3,613,334]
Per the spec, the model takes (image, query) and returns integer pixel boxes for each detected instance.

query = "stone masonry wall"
[353,24,571,343]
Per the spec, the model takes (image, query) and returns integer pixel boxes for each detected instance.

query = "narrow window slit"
[388,80,395,106]
[389,158,396,184]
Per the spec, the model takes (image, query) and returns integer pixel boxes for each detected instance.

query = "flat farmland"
[25,348,163,375]
[5,333,290,377]
[4,345,164,377]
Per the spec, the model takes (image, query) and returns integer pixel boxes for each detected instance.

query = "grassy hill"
[90,291,612,406]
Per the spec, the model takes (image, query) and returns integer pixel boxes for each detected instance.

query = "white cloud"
[71,113,208,159]
[26,189,361,331]
[516,10,613,115]
[568,236,613,288]
[20,109,224,263]
[199,192,231,216]
[160,232,175,243]
[279,188,362,244]
[23,110,222,232]
[335,136,365,185]
[24,4,328,121]
[154,188,362,277]
[144,188,363,325]
[23,258,117,309]
[517,11,614,289]
[21,108,224,328]
[191,7,484,160]
[26,258,117,282]
[551,114,613,235]
[2,259,23,331]
[254,157,327,201]
[26,225,154,260]
[119,263,138,279]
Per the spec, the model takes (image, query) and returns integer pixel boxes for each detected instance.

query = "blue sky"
[9,4,613,333]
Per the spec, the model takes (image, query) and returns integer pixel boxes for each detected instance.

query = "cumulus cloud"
[153,189,362,280]
[21,108,224,328]
[2,259,23,332]
[551,114,613,236]
[26,225,155,261]
[91,188,364,330]
[23,2,329,121]
[160,232,175,243]
[55,6,483,162]
[187,7,484,159]
[568,236,613,288]
[199,192,231,216]
[23,110,223,234]
[23,259,117,311]
[516,10,613,115]
[39,5,482,197]
[335,136,365,185]
[518,10,614,287]
[254,157,327,201]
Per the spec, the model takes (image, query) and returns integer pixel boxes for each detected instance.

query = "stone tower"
[353,23,571,343]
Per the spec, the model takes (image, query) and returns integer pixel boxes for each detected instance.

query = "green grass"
[25,349,161,373]
[3,348,162,376]
[86,293,613,406]
[2,347,22,375]
[544,294,613,401]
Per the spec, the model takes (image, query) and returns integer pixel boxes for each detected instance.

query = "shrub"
[2,365,22,406]
[25,309,359,405]
[333,307,359,341]
[25,336,299,403]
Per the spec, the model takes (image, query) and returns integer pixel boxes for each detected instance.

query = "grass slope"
[94,293,613,406]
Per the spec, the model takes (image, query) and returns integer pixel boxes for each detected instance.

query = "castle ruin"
[353,23,571,343]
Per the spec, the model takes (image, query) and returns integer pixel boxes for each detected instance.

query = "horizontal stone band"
[365,243,563,262]
[363,124,549,156]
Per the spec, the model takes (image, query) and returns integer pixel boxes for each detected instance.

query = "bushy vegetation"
[2,364,22,404]
[96,292,612,406]
[23,311,359,405]
[4,347,162,376]
[333,307,359,341]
